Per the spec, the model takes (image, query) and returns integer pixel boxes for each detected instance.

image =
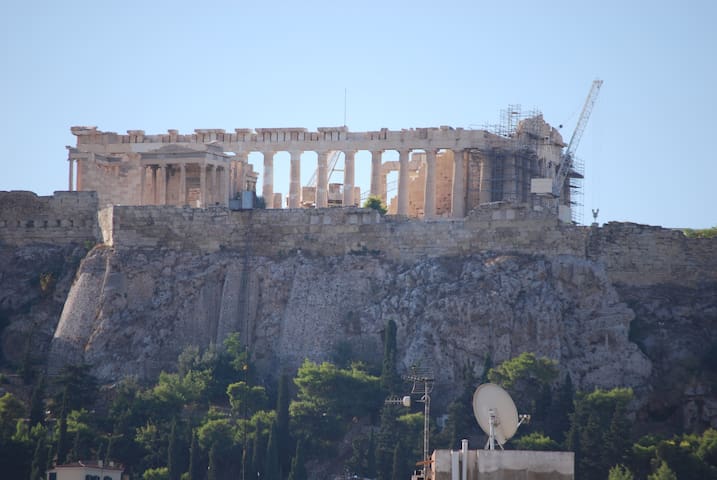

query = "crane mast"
[552,79,603,197]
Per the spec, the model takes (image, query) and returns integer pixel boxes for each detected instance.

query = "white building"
[46,460,125,480]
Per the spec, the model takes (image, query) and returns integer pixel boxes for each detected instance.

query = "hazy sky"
[1,0,714,228]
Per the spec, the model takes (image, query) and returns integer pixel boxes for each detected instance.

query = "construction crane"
[552,79,603,197]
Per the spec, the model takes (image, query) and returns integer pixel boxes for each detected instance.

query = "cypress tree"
[30,432,48,480]
[188,431,202,480]
[56,391,69,465]
[381,319,401,395]
[29,376,45,427]
[251,427,264,480]
[287,440,307,480]
[208,444,218,480]
[276,373,291,475]
[167,418,181,480]
[366,429,377,478]
[390,443,402,480]
[264,422,280,480]
[376,405,401,480]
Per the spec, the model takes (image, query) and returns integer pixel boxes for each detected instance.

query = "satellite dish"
[472,383,525,450]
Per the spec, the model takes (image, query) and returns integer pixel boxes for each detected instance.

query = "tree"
[29,375,46,427]
[363,195,387,214]
[0,393,25,440]
[513,432,560,451]
[167,418,182,480]
[143,467,170,480]
[188,431,202,480]
[288,440,307,480]
[276,373,291,475]
[608,464,635,480]
[648,461,677,480]
[381,319,401,395]
[264,422,281,480]
[488,352,558,421]
[566,388,634,480]
[30,431,49,480]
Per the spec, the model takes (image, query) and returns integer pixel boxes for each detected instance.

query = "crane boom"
[553,79,603,196]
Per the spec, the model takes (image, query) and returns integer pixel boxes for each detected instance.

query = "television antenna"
[384,366,434,479]
[472,383,530,450]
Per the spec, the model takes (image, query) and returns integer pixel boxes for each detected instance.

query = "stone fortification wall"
[100,202,589,261]
[0,191,100,246]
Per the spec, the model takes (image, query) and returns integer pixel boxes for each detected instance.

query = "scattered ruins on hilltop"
[66,113,580,221]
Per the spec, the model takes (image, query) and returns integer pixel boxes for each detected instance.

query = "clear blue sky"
[2,0,715,228]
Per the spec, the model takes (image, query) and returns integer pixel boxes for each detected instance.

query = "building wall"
[0,191,99,246]
[431,449,574,480]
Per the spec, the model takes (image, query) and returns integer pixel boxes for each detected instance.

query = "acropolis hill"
[1,118,716,434]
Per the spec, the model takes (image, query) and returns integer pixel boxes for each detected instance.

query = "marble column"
[397,149,410,215]
[223,166,230,206]
[212,165,219,205]
[76,159,82,191]
[452,149,466,217]
[424,149,437,218]
[235,152,248,195]
[68,159,74,191]
[158,165,167,205]
[343,150,355,206]
[200,164,207,207]
[317,151,329,208]
[151,166,158,205]
[263,152,274,208]
[140,165,146,205]
[289,150,302,208]
[179,163,187,205]
[478,154,492,204]
[370,150,382,197]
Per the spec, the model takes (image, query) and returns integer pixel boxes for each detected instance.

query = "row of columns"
[139,163,229,206]
[67,158,82,191]
[259,148,465,216]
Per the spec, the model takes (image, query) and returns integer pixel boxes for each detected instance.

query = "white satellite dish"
[472,383,529,450]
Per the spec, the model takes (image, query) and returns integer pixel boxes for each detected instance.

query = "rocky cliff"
[1,194,716,429]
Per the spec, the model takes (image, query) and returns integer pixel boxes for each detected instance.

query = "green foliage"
[0,392,26,440]
[513,432,560,451]
[290,359,382,455]
[608,464,635,480]
[363,195,388,214]
[39,272,55,295]
[143,466,170,480]
[648,461,677,480]
[567,387,634,480]
[682,226,717,238]
[226,381,268,416]
[53,363,98,413]
[488,352,558,437]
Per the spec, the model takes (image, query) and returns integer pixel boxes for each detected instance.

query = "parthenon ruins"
[67,113,575,220]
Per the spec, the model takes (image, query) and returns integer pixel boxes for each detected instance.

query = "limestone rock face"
[48,247,651,404]
[0,243,86,369]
